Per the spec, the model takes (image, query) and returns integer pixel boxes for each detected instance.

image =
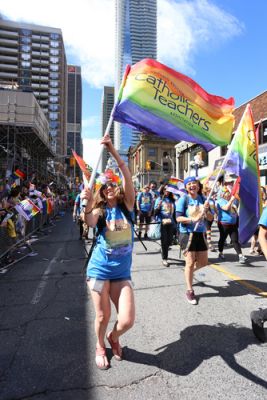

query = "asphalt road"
[0,211,266,400]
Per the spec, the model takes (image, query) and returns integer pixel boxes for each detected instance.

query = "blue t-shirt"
[259,207,267,228]
[216,198,238,224]
[154,197,175,222]
[176,194,206,233]
[74,193,82,216]
[137,191,153,213]
[87,206,134,280]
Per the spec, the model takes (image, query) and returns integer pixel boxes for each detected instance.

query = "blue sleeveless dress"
[87,206,134,280]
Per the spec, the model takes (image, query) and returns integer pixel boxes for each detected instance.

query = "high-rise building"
[0,19,67,156]
[101,86,114,171]
[66,65,82,181]
[115,0,157,157]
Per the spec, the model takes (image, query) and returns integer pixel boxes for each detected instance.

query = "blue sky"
[0,0,267,165]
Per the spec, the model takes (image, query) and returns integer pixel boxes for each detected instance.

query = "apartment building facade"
[0,19,67,156]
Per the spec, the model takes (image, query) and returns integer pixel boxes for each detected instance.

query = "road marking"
[209,263,267,297]
[31,248,62,305]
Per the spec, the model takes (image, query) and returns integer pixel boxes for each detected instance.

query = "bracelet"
[118,161,125,168]
[84,209,92,215]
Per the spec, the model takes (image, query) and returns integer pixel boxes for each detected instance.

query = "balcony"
[0,29,19,38]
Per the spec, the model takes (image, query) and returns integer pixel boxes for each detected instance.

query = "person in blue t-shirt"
[81,134,136,370]
[136,186,153,239]
[250,207,267,343]
[176,176,213,305]
[216,188,247,264]
[73,192,84,239]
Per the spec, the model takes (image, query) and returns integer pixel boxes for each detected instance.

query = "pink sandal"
[106,331,123,361]
[95,347,110,370]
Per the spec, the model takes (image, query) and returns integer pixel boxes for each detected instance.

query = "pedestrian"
[136,185,153,239]
[73,190,84,239]
[176,176,214,305]
[154,185,176,267]
[81,134,135,370]
[249,186,267,255]
[202,184,217,252]
[216,187,247,263]
[250,206,267,343]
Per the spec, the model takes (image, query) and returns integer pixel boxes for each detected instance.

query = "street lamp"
[190,152,204,177]
[163,152,175,176]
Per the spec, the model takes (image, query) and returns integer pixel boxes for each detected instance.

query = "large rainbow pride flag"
[222,104,261,243]
[113,59,235,151]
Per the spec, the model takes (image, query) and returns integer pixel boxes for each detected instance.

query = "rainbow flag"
[166,177,186,196]
[15,199,40,221]
[113,59,235,151]
[222,104,261,243]
[14,169,26,180]
[72,150,92,181]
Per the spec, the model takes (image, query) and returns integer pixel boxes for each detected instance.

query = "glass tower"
[115,0,157,157]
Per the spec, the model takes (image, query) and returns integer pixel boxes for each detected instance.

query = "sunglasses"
[102,182,117,190]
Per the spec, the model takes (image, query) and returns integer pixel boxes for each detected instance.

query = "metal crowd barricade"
[0,199,62,268]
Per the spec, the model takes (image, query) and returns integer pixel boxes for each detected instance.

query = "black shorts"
[139,212,151,224]
[179,232,208,252]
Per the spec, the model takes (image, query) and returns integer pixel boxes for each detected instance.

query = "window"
[50,64,59,71]
[21,53,31,61]
[50,40,59,48]
[49,112,58,120]
[21,36,31,44]
[21,44,30,52]
[148,147,157,157]
[50,80,58,88]
[50,56,59,64]
[49,104,59,111]
[49,96,58,103]
[21,29,31,36]
[49,121,59,129]
[49,72,59,79]
[50,48,59,56]
[50,129,57,137]
[21,61,31,68]
[49,88,58,95]
[50,33,59,40]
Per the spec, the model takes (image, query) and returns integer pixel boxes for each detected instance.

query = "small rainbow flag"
[14,169,26,180]
[72,150,92,181]
[113,59,235,151]
[15,199,40,221]
[166,177,186,196]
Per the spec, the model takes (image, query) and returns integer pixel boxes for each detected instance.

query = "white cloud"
[157,0,244,74]
[82,116,99,128]
[83,138,102,171]
[0,0,244,85]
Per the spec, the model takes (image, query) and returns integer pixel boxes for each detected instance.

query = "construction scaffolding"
[0,88,57,183]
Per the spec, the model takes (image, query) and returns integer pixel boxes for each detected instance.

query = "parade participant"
[73,191,84,239]
[154,185,176,267]
[250,206,267,343]
[136,185,153,239]
[250,186,267,254]
[176,176,213,305]
[216,187,247,263]
[81,134,135,370]
[202,184,217,252]
[149,180,160,201]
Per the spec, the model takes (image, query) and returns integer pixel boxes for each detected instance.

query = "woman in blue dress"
[81,134,135,370]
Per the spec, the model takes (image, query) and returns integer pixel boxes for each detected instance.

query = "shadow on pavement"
[195,279,267,299]
[125,323,267,389]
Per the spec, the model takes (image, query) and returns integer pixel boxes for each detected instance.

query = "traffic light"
[146,160,151,170]
[162,161,169,173]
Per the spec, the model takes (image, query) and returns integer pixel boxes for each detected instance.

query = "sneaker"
[250,310,266,342]
[239,255,247,264]
[162,259,169,267]
[209,245,216,252]
[186,290,197,305]
[218,253,225,260]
